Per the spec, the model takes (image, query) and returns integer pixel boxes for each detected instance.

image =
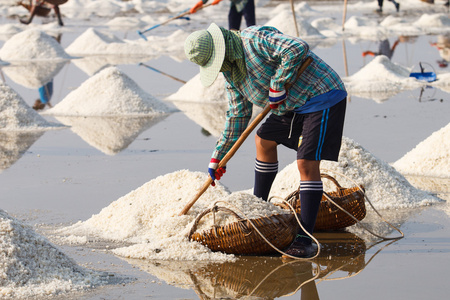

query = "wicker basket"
[189,207,298,255]
[283,174,366,231]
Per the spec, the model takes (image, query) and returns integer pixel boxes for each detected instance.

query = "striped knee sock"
[297,180,323,244]
[253,159,278,201]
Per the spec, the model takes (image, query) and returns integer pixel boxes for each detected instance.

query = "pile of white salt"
[0,29,70,61]
[270,136,442,209]
[44,66,172,116]
[0,83,61,130]
[393,123,450,178]
[0,209,107,298]
[58,170,287,261]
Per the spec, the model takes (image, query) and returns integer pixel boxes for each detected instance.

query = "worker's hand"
[208,158,226,186]
[190,0,204,13]
[269,88,286,109]
[212,0,222,5]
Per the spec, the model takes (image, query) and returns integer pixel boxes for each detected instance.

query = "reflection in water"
[0,131,44,172]
[123,232,396,299]
[169,100,263,138]
[2,60,68,89]
[55,115,168,155]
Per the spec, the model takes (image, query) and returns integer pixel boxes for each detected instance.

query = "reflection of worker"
[362,38,400,60]
[20,0,66,26]
[430,34,450,68]
[33,80,53,110]
[185,24,347,258]
[190,0,255,30]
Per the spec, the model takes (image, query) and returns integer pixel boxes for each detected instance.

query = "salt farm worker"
[32,80,53,110]
[184,23,347,258]
[190,0,255,30]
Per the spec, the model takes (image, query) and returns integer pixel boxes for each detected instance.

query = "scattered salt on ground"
[0,29,71,61]
[0,209,108,298]
[393,123,450,178]
[270,136,442,210]
[0,83,62,130]
[44,66,172,116]
[58,170,286,261]
[166,73,227,102]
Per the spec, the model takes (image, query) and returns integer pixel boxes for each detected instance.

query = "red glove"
[269,88,286,109]
[208,158,226,186]
[190,0,204,13]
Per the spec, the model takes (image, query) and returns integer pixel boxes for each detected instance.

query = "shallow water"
[0,0,449,299]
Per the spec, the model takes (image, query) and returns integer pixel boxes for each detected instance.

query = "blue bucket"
[409,62,437,83]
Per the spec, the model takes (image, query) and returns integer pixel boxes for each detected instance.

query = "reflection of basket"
[284,174,366,231]
[189,210,298,255]
[409,62,437,82]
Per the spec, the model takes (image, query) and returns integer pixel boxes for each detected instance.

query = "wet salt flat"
[0,0,450,299]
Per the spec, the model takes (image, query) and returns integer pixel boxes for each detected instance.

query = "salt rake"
[179,57,313,216]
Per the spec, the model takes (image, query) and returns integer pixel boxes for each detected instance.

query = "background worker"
[190,0,255,30]
[184,23,347,258]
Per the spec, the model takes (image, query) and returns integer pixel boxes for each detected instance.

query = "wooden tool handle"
[178,56,313,216]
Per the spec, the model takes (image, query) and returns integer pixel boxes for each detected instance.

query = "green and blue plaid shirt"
[212,25,346,161]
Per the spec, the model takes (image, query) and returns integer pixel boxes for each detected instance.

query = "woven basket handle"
[321,173,346,196]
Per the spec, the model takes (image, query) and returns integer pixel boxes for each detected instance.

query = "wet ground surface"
[1,0,450,299]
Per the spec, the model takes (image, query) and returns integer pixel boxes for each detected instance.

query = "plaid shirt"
[212,25,346,161]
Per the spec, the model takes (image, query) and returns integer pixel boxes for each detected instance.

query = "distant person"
[362,38,400,60]
[376,0,400,13]
[19,0,66,26]
[33,80,53,110]
[190,0,255,30]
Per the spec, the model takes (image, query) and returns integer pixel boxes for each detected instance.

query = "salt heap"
[59,170,286,261]
[0,209,107,298]
[0,29,71,61]
[166,73,227,102]
[393,123,450,178]
[0,83,60,130]
[44,66,172,116]
[270,136,441,209]
[264,10,324,39]
[343,55,422,98]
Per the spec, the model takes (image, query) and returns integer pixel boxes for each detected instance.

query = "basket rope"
[320,168,404,240]
[189,199,321,260]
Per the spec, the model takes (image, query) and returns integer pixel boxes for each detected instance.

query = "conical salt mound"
[0,29,71,61]
[0,209,106,298]
[45,66,172,116]
[0,83,57,130]
[393,123,450,178]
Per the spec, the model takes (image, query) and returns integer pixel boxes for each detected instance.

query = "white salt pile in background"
[0,209,107,298]
[0,83,61,130]
[0,29,70,61]
[44,66,172,116]
[58,170,286,261]
[166,73,227,102]
[393,123,450,178]
[343,55,423,98]
[270,136,442,209]
[64,28,188,60]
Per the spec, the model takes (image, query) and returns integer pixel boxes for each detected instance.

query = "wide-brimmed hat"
[184,23,225,87]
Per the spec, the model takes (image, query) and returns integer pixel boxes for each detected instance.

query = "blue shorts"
[256,99,346,161]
